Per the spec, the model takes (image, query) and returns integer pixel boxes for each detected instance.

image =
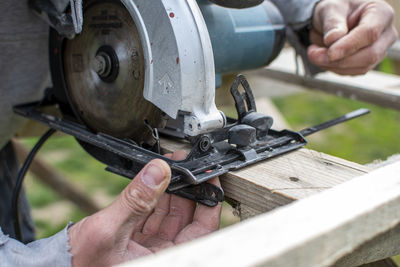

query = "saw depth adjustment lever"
[229,75,274,148]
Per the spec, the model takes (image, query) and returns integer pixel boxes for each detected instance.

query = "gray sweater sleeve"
[0,226,72,267]
[269,0,323,76]
[269,0,320,27]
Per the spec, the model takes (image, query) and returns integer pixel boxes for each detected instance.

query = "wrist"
[67,220,86,267]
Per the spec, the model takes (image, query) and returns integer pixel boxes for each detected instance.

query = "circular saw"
[51,0,228,149]
[22,0,362,207]
[16,0,371,206]
[19,0,290,206]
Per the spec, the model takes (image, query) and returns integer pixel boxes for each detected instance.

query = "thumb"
[314,2,349,47]
[109,159,171,231]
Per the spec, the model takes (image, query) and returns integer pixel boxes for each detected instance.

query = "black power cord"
[12,128,56,242]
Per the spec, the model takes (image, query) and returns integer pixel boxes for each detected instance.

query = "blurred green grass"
[24,136,130,196]
[273,91,400,164]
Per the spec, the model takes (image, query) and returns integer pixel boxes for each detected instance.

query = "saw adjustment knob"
[242,112,273,137]
[228,125,257,148]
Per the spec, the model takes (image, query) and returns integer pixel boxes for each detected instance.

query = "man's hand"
[308,0,398,75]
[68,151,222,266]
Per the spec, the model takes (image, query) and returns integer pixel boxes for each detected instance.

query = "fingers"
[327,1,395,61]
[69,159,170,266]
[158,151,196,241]
[310,29,324,47]
[135,150,195,243]
[139,194,171,236]
[158,194,196,241]
[308,25,397,75]
[308,44,329,64]
[174,177,222,244]
[107,159,171,235]
[138,236,174,253]
[126,242,153,259]
[313,0,349,46]
[137,153,174,236]
[169,150,188,161]
[191,178,222,230]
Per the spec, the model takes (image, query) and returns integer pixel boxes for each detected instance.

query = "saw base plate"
[14,75,370,207]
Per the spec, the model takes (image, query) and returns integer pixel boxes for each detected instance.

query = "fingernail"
[324,27,347,47]
[141,163,166,188]
[329,49,344,61]
[326,27,346,37]
[309,48,329,64]
[317,53,330,64]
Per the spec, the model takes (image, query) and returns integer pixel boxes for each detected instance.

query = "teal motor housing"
[197,0,286,87]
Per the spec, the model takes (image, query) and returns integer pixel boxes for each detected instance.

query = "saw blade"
[63,0,166,146]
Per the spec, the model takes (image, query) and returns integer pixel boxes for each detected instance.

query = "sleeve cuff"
[0,223,73,267]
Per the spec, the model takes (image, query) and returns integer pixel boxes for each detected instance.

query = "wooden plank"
[334,224,400,266]
[162,137,368,217]
[157,97,397,265]
[223,148,369,216]
[119,162,400,267]
[359,258,398,267]
[161,94,369,217]
[254,48,400,111]
[260,68,400,110]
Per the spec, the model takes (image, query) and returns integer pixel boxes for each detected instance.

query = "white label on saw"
[158,73,174,95]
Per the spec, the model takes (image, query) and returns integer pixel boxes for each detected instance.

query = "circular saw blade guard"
[122,0,225,136]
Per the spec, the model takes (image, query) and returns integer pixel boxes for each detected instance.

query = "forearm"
[0,225,72,267]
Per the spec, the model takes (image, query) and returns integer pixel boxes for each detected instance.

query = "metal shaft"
[300,108,371,137]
